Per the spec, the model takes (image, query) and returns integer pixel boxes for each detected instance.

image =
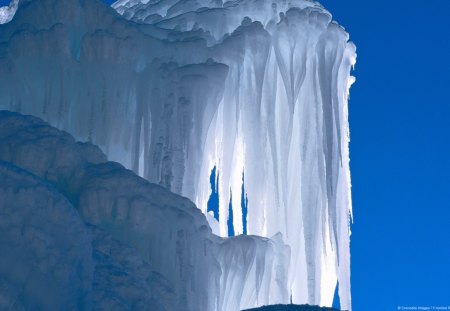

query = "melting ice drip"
[0,0,356,309]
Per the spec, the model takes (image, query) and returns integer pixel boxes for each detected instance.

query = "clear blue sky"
[1,0,449,310]
[319,0,450,310]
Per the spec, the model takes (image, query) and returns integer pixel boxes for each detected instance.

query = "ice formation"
[0,0,19,24]
[0,162,93,310]
[0,0,356,309]
[0,111,289,311]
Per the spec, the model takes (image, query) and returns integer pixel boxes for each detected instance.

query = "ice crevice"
[0,0,356,309]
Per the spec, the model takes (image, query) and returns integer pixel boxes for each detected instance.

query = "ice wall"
[0,160,177,311]
[0,0,356,309]
[0,161,93,310]
[0,110,290,311]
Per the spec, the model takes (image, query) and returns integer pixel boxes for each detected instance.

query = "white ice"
[0,0,356,309]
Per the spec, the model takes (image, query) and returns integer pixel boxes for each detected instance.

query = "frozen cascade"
[0,0,356,309]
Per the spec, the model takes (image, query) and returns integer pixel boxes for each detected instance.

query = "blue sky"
[319,0,450,309]
[1,0,449,310]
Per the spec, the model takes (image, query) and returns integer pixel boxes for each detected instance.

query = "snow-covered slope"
[0,0,356,308]
[0,110,290,311]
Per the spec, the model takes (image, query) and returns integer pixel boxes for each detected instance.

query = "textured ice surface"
[0,110,290,311]
[0,161,93,310]
[0,163,178,311]
[0,0,356,308]
[0,112,178,311]
[0,0,18,24]
[89,225,178,311]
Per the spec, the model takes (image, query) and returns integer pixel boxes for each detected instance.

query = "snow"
[0,0,356,309]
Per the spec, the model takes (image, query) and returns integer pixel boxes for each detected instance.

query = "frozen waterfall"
[0,0,356,309]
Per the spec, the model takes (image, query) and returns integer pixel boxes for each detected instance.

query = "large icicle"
[0,0,356,309]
